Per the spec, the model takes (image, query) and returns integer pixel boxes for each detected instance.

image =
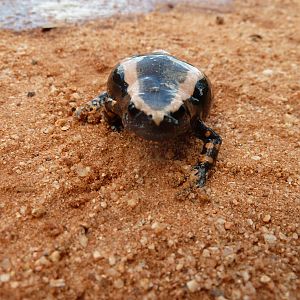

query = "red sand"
[0,0,299,299]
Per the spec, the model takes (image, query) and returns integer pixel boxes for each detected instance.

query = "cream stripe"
[122,55,204,126]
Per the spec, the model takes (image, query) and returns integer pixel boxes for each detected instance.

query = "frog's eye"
[128,102,140,116]
[170,105,186,120]
[113,68,125,85]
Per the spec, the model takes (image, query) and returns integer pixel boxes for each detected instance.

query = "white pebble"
[61,125,70,131]
[93,250,102,260]
[202,249,210,258]
[187,279,200,292]
[0,273,10,282]
[151,222,165,234]
[260,275,271,283]
[262,69,273,76]
[108,255,116,266]
[75,164,91,177]
[251,155,261,161]
[100,201,107,208]
[78,234,88,248]
[50,278,65,287]
[35,256,51,266]
[263,233,277,244]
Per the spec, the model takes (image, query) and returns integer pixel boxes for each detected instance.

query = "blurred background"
[0,0,231,30]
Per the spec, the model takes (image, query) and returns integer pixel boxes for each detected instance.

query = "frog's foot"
[194,163,210,187]
[192,120,222,187]
[74,92,108,124]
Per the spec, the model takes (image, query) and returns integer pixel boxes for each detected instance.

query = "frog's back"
[108,53,212,124]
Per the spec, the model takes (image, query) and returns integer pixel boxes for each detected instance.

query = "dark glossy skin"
[75,52,222,186]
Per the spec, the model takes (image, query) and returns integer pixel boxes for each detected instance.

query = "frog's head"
[122,101,191,141]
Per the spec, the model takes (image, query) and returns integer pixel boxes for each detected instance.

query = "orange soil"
[0,0,299,299]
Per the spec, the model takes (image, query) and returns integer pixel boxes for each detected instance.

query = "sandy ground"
[0,0,299,299]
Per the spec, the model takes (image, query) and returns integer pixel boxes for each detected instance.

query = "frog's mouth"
[122,110,191,141]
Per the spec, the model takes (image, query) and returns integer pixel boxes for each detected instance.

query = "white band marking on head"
[122,55,204,126]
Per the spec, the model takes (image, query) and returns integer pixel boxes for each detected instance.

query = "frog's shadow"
[132,133,200,163]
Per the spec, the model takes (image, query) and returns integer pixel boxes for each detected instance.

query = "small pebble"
[216,16,224,25]
[240,270,250,282]
[19,206,26,215]
[49,85,58,95]
[262,69,274,76]
[42,25,56,32]
[75,164,91,177]
[278,232,287,240]
[108,255,116,266]
[224,221,233,230]
[55,118,67,127]
[247,219,254,226]
[151,222,165,234]
[202,249,210,258]
[0,273,10,282]
[1,258,11,271]
[113,278,124,289]
[61,124,70,131]
[78,233,88,248]
[249,34,263,41]
[263,214,271,223]
[52,181,60,189]
[27,91,36,97]
[223,246,235,257]
[284,113,298,125]
[100,201,107,208]
[31,206,46,218]
[35,256,51,266]
[260,275,271,283]
[42,126,54,134]
[187,279,200,292]
[49,251,61,263]
[73,134,82,142]
[251,155,261,161]
[93,250,102,260]
[244,281,256,295]
[232,199,239,205]
[106,268,120,277]
[10,281,19,288]
[263,233,277,244]
[140,236,148,246]
[49,278,65,288]
[70,92,81,101]
[215,218,226,233]
[148,243,155,250]
[139,278,151,290]
[127,197,138,208]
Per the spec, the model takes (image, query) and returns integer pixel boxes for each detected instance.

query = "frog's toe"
[194,164,209,188]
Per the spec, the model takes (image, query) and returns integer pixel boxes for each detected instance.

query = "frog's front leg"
[192,120,222,187]
[75,92,121,127]
[74,92,108,123]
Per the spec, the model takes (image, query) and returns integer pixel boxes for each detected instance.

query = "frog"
[75,51,222,186]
